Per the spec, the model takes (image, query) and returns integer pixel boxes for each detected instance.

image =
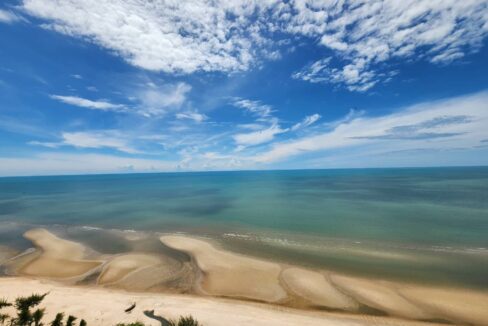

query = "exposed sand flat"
[281,267,359,311]
[400,286,488,326]
[98,254,164,284]
[0,277,443,326]
[98,253,189,292]
[18,228,102,279]
[160,235,287,303]
[4,231,487,325]
[329,274,432,320]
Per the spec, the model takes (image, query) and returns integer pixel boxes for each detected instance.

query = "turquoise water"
[1,167,487,287]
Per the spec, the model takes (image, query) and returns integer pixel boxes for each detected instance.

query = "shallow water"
[0,167,487,288]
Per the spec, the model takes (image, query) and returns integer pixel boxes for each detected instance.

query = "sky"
[0,0,488,176]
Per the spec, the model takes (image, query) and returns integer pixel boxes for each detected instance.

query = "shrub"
[170,315,200,326]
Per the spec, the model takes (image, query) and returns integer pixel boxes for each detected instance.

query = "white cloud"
[0,9,24,24]
[233,123,287,148]
[21,0,276,73]
[253,91,488,163]
[286,0,488,91]
[232,98,274,121]
[231,98,287,149]
[20,0,488,91]
[137,82,191,117]
[27,140,60,148]
[0,153,176,176]
[30,131,140,154]
[291,113,321,131]
[175,111,207,123]
[50,95,125,111]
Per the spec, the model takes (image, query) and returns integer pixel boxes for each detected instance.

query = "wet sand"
[160,235,287,302]
[2,229,488,325]
[17,228,102,280]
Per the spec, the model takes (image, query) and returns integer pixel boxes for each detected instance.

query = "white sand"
[0,277,442,326]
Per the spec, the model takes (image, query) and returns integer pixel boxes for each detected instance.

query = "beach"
[0,277,446,326]
[1,228,488,325]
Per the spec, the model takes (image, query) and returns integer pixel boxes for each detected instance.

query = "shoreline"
[1,228,488,325]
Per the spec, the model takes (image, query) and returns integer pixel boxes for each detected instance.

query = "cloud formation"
[136,82,191,117]
[0,153,176,176]
[291,113,321,131]
[253,92,488,163]
[20,0,488,91]
[50,95,125,111]
[30,131,139,154]
[0,9,24,24]
[175,111,207,123]
[286,0,488,91]
[21,0,275,73]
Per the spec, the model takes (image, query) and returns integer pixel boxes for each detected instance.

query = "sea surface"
[1,167,487,288]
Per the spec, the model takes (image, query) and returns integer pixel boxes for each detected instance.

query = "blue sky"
[1,0,488,176]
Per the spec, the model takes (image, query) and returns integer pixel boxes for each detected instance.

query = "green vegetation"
[170,315,200,326]
[0,293,86,326]
[1,294,201,326]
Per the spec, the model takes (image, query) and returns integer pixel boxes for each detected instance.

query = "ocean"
[1,167,487,288]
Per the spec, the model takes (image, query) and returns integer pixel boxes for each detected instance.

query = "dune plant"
[169,316,200,326]
[0,298,12,326]
[0,294,85,326]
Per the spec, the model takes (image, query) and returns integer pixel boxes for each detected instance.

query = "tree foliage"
[0,294,85,326]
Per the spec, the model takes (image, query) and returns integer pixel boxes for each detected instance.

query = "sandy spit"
[17,229,103,280]
[160,235,287,303]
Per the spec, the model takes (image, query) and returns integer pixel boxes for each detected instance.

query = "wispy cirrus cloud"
[175,111,207,123]
[252,91,488,163]
[0,9,25,24]
[50,95,126,111]
[136,82,191,117]
[232,98,274,122]
[231,98,323,150]
[231,98,286,149]
[291,114,321,131]
[30,131,140,154]
[233,124,288,149]
[50,81,192,117]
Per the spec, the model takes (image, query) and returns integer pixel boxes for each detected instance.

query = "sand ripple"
[281,267,359,310]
